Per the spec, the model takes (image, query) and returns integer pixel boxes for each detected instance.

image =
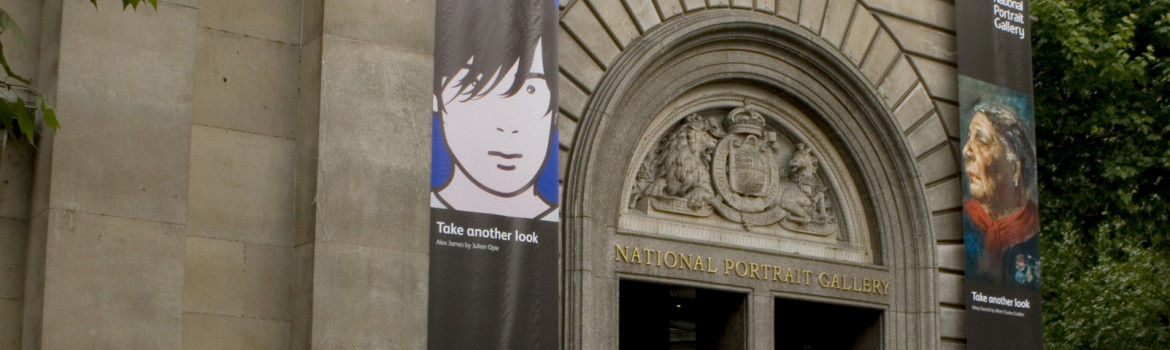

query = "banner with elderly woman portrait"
[427,0,559,349]
[957,0,1042,348]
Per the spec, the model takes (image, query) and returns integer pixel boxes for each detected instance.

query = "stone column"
[0,140,33,349]
[751,293,773,349]
[180,0,302,347]
[22,0,197,348]
[294,0,435,348]
[0,0,45,347]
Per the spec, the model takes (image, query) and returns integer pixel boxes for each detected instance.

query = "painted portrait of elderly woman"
[961,99,1040,289]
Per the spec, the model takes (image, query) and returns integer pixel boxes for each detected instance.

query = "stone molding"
[560,6,946,349]
[621,93,875,264]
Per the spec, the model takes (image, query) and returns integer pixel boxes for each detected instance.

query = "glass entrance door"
[619,280,747,350]
[774,298,882,349]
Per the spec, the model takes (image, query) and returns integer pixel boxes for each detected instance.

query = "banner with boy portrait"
[427,0,560,349]
[956,0,1042,348]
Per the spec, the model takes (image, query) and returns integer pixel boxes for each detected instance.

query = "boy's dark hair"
[433,0,559,115]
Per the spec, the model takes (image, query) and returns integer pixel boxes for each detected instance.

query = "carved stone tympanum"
[630,101,838,235]
[634,114,719,217]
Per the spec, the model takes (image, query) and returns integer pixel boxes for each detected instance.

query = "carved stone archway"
[562,9,939,350]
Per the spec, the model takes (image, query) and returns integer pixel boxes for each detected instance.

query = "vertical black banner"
[956,0,1042,349]
[428,0,559,349]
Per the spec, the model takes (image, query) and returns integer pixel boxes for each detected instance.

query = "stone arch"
[557,2,955,349]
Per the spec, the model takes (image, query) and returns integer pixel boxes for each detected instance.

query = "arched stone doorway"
[561,7,945,350]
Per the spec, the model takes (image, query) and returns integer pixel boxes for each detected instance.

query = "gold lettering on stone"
[613,245,891,296]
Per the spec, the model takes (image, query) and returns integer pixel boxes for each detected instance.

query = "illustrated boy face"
[439,40,553,196]
[963,112,1017,203]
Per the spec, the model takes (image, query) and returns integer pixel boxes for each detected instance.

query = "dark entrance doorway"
[774,298,882,349]
[619,280,747,350]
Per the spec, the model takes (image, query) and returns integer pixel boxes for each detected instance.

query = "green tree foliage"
[96,0,158,10]
[0,0,156,145]
[0,8,57,144]
[1032,0,1170,348]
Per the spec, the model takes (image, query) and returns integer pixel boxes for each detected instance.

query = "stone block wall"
[4,0,437,348]
[862,2,968,348]
[0,141,33,350]
[0,0,48,344]
[24,0,196,347]
[1,0,301,348]
[293,0,434,348]
[183,0,301,348]
[0,0,964,348]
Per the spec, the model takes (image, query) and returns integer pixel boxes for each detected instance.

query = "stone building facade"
[0,0,966,348]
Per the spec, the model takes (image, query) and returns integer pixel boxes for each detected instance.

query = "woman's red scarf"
[965,199,1039,252]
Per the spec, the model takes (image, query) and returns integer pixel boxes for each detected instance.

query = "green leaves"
[39,95,57,130]
[0,1,155,146]
[1042,244,1170,348]
[88,0,159,10]
[0,41,29,85]
[0,98,33,143]
[0,8,26,48]
[0,7,49,145]
[1034,0,1170,347]
[0,9,29,85]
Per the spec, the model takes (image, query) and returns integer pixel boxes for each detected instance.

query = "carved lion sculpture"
[645,114,719,210]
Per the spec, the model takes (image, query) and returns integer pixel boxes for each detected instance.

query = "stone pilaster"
[294,0,435,348]
[22,1,197,348]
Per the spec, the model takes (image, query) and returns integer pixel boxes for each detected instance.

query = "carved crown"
[724,103,765,136]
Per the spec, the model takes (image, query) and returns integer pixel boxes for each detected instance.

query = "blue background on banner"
[431,115,559,204]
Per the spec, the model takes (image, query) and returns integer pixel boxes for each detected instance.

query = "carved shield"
[729,138,770,197]
[712,134,779,214]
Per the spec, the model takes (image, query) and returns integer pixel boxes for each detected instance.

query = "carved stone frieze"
[630,101,838,236]
[631,114,719,217]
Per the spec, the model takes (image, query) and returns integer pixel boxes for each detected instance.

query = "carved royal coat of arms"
[631,102,838,236]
